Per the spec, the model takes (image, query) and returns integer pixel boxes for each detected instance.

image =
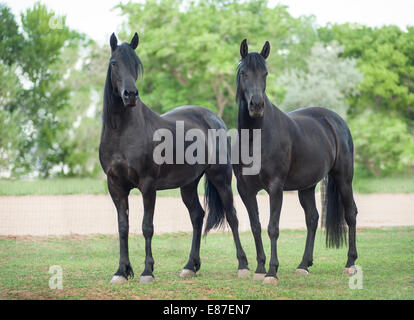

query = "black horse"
[99,33,249,284]
[233,39,358,284]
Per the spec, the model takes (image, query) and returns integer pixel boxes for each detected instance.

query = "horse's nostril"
[123,90,138,98]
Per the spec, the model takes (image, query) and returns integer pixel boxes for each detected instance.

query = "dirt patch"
[0,193,413,236]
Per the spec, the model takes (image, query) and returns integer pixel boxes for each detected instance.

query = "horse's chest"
[99,134,147,180]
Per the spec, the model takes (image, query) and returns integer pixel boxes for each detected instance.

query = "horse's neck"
[238,97,286,130]
[103,96,159,135]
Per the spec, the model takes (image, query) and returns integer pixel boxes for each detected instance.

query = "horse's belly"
[155,164,207,190]
[284,153,332,190]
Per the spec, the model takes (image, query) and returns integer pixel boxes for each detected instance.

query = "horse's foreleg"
[108,178,133,284]
[237,182,266,280]
[140,187,156,283]
[264,185,283,285]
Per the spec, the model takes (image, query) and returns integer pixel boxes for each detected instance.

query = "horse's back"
[288,107,350,135]
[280,107,354,189]
[161,105,227,131]
[287,107,352,148]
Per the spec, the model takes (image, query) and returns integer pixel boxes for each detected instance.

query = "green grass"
[0,178,184,197]
[1,227,413,299]
[0,175,413,196]
[352,175,414,194]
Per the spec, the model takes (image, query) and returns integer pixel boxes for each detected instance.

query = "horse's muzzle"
[123,97,138,107]
[248,104,264,118]
[122,89,139,107]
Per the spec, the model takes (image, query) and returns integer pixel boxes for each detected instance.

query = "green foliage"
[0,108,22,173]
[47,40,107,177]
[19,3,71,83]
[117,0,317,128]
[349,112,414,176]
[0,3,24,66]
[14,3,85,177]
[1,1,414,178]
[318,23,414,123]
[0,5,24,175]
[0,2,103,178]
[277,41,363,118]
[313,23,414,176]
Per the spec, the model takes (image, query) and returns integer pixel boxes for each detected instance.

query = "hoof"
[110,275,128,284]
[263,276,278,285]
[238,269,250,278]
[180,269,196,278]
[344,266,357,275]
[295,268,309,276]
[253,273,266,281]
[139,275,154,284]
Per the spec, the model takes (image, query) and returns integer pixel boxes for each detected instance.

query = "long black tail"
[203,177,226,235]
[321,175,347,248]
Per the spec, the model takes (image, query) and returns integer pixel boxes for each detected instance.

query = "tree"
[0,2,87,177]
[116,0,317,128]
[59,41,108,177]
[349,112,414,176]
[277,41,363,118]
[318,23,414,176]
[0,4,25,175]
[318,23,414,124]
[0,3,24,66]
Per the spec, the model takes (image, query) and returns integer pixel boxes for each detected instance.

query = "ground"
[0,178,413,300]
[0,227,413,299]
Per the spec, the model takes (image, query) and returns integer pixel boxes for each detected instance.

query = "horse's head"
[108,32,143,107]
[236,39,270,118]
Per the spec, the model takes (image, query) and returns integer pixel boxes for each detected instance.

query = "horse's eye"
[264,72,268,77]
[110,60,116,66]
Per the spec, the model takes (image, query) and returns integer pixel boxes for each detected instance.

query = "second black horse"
[233,39,358,285]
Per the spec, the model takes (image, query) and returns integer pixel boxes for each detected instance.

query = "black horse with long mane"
[233,39,358,284]
[99,32,249,284]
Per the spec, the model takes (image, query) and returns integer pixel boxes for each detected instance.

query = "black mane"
[235,52,267,105]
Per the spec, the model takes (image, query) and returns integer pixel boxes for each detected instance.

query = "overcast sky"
[5,0,414,44]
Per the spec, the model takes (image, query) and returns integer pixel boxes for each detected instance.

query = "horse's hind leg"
[330,156,358,274]
[180,177,205,277]
[333,173,358,274]
[206,167,249,277]
[296,186,319,275]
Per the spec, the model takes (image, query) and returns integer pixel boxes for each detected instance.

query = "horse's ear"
[240,39,248,59]
[130,32,139,50]
[260,41,270,59]
[110,33,118,51]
